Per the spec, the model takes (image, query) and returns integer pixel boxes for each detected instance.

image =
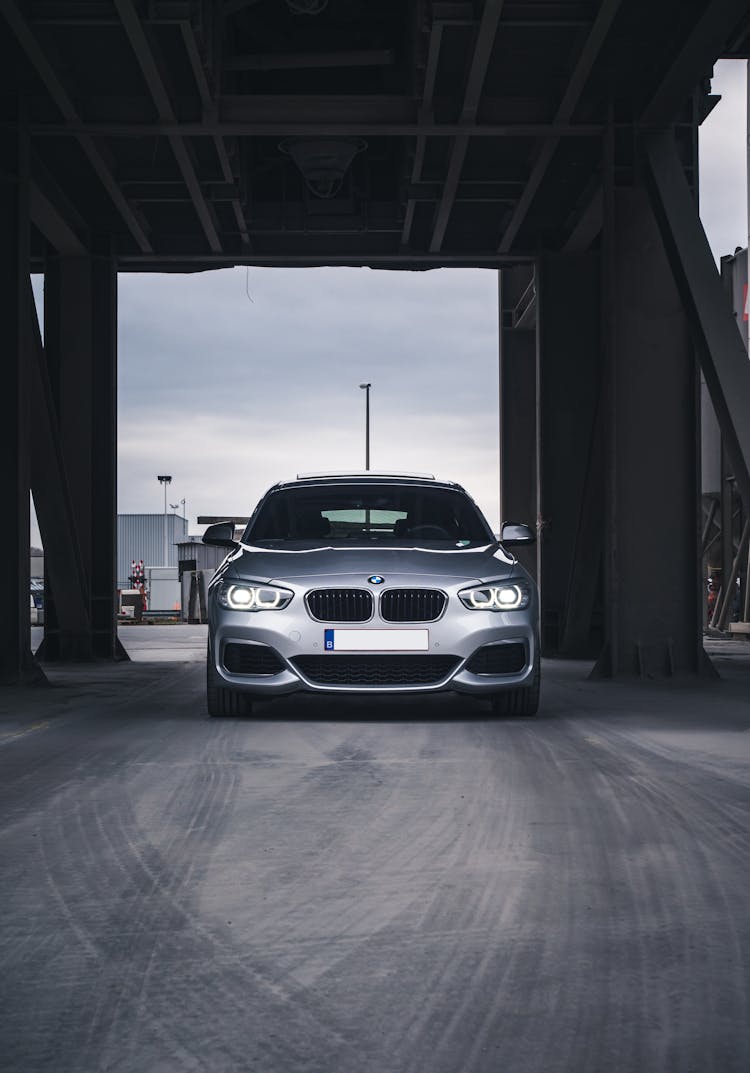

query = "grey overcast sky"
[31,59,748,546]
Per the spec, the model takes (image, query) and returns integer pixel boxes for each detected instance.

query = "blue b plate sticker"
[323,629,429,652]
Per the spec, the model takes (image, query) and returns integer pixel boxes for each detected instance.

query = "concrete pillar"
[498,267,537,579]
[594,185,704,676]
[537,253,603,657]
[0,118,43,683]
[39,254,124,661]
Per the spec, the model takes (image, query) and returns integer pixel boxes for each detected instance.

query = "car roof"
[296,470,437,481]
[271,471,464,492]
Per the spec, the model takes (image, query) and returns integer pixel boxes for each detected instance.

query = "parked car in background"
[203,472,539,717]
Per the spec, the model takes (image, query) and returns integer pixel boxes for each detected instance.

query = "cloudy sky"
[31,60,748,546]
[116,265,500,531]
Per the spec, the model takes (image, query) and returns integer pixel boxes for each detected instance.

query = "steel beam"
[30,157,88,255]
[91,255,126,659]
[179,21,250,248]
[30,183,86,255]
[0,118,44,684]
[498,0,621,254]
[593,184,704,677]
[28,285,92,659]
[31,121,603,139]
[641,0,750,125]
[498,266,538,581]
[559,388,606,657]
[536,254,602,657]
[643,131,750,511]
[114,0,222,253]
[0,0,151,253]
[563,187,603,254]
[37,255,127,661]
[38,256,95,659]
[429,0,505,253]
[225,49,395,71]
[402,21,442,247]
[117,251,531,268]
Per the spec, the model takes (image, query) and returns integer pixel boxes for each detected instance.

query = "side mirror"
[501,522,535,546]
[202,521,238,548]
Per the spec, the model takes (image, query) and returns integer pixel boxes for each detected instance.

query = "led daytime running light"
[460,582,529,611]
[220,583,292,611]
[228,585,254,608]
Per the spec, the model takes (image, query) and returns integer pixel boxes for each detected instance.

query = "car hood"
[223,541,517,584]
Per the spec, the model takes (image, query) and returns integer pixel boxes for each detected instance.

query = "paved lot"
[2,627,749,1072]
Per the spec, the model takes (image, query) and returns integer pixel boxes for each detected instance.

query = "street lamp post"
[157,475,172,566]
[359,383,371,470]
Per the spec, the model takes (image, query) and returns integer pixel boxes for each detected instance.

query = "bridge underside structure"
[2,0,750,682]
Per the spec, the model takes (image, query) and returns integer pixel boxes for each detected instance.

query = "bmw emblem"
[367,575,385,585]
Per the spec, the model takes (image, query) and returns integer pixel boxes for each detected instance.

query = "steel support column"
[498,267,537,579]
[38,254,126,661]
[0,116,43,683]
[593,185,704,677]
[38,256,93,658]
[643,131,750,512]
[29,296,92,656]
[537,254,603,657]
[91,256,125,659]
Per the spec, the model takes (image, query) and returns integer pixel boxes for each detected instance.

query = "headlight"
[217,582,293,611]
[458,580,531,611]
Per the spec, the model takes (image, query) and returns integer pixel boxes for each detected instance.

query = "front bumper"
[209,574,537,696]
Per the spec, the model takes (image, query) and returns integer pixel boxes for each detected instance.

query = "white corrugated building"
[117,514,189,589]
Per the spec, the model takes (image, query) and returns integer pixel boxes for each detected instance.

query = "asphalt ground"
[1,627,749,1073]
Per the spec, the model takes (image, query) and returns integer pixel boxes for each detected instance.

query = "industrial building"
[117,512,188,590]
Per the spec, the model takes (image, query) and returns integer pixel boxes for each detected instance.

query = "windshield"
[244,484,494,546]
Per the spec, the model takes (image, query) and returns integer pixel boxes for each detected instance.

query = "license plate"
[324,629,429,652]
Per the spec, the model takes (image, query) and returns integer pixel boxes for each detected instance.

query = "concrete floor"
[2,627,749,1073]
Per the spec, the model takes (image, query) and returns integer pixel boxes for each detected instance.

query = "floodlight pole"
[157,475,172,565]
[359,382,372,470]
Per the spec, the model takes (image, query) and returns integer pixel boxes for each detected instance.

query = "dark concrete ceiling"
[3,0,749,270]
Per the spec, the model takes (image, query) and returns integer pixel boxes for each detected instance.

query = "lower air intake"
[292,654,459,686]
[466,642,527,675]
[224,643,285,675]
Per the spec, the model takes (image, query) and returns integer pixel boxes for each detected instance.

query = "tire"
[490,645,540,717]
[206,641,254,717]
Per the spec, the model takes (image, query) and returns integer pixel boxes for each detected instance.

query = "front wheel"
[207,641,254,717]
[490,645,540,717]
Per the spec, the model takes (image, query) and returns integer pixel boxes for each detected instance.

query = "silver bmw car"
[203,472,539,717]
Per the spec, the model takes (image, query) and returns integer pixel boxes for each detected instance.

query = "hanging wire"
[245,265,254,303]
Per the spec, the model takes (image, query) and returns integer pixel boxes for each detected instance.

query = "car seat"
[296,510,331,538]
